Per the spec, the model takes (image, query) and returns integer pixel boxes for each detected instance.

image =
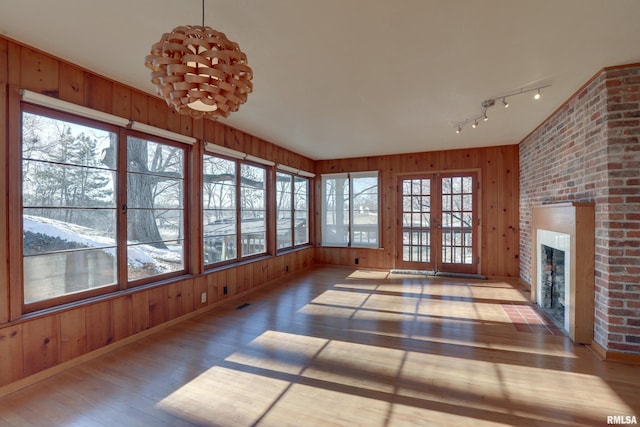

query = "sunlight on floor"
[157,327,635,426]
[154,271,636,426]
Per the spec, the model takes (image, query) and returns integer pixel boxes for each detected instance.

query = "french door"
[397,172,478,274]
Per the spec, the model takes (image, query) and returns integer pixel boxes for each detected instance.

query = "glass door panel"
[439,173,477,274]
[398,176,435,271]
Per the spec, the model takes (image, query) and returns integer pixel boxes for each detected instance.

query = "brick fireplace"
[531,202,594,344]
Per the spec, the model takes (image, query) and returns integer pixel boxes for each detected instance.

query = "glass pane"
[23,161,116,208]
[463,194,473,211]
[294,211,309,245]
[452,177,462,193]
[127,138,183,178]
[442,177,451,193]
[204,234,236,263]
[277,172,292,248]
[127,137,185,279]
[412,213,422,227]
[463,177,473,193]
[277,174,292,217]
[24,249,117,303]
[403,196,412,211]
[24,209,116,255]
[203,155,237,265]
[462,212,473,228]
[128,239,184,281]
[403,181,412,195]
[22,112,115,170]
[421,179,431,195]
[442,195,451,211]
[403,213,412,227]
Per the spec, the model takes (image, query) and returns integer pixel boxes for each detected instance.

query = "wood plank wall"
[0,36,315,388]
[0,34,520,389]
[313,145,521,277]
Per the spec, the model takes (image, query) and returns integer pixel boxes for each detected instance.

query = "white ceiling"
[1,0,640,160]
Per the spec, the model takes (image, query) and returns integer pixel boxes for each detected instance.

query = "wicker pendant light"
[145,0,253,119]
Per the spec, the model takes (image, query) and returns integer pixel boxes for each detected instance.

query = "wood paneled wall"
[0,34,520,390]
[0,36,314,389]
[314,145,520,277]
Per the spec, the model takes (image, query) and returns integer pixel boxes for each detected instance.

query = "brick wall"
[520,64,640,354]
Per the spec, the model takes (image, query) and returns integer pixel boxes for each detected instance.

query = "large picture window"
[321,171,379,247]
[203,155,237,264]
[21,105,189,309]
[276,172,309,250]
[22,110,118,304]
[203,154,269,266]
[126,136,186,281]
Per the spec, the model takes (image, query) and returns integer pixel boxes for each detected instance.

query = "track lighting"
[454,83,550,134]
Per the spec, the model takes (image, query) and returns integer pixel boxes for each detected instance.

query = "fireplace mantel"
[531,202,595,344]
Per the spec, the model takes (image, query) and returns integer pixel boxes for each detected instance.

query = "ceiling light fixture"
[454,83,551,133]
[145,0,253,119]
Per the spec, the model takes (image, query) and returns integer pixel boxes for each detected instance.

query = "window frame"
[124,129,190,288]
[16,102,192,313]
[275,171,310,252]
[202,153,272,269]
[321,171,380,248]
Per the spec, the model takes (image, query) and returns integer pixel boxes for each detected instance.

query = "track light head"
[534,89,541,100]
[483,111,489,121]
[502,98,509,108]
[472,120,478,129]
[456,126,462,134]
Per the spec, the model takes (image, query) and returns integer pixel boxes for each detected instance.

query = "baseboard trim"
[588,340,640,366]
[0,266,312,398]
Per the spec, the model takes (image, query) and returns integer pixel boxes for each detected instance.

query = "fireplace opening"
[540,244,565,330]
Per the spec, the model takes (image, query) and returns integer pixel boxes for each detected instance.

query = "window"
[276,172,309,250]
[321,171,379,247]
[240,163,267,257]
[20,105,189,309]
[126,136,186,281]
[202,155,269,266]
[203,155,237,264]
[22,110,118,304]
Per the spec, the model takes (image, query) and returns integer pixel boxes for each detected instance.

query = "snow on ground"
[23,215,181,270]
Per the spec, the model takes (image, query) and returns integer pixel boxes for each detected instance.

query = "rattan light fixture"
[145,0,253,119]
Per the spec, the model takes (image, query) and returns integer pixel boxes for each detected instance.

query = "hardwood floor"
[0,266,638,426]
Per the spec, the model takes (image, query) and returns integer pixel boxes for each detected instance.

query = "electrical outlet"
[355,258,359,265]
[223,285,228,295]
[285,265,289,272]
[200,292,207,303]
